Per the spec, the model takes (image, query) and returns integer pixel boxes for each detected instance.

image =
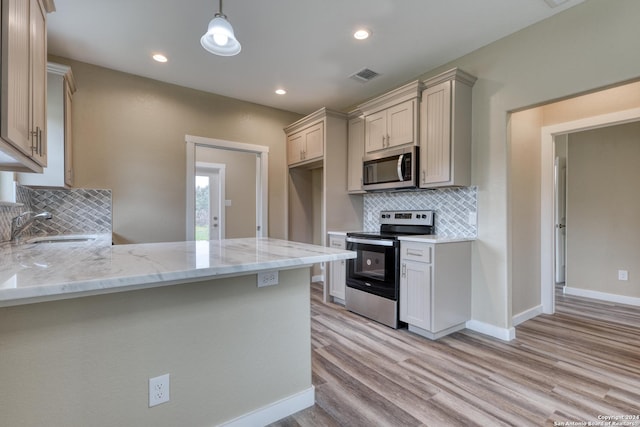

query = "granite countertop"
[0,237,355,307]
[397,235,476,244]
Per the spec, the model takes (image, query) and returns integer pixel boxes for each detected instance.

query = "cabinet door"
[387,99,415,148]
[64,79,74,186]
[29,0,47,166]
[1,0,32,156]
[329,259,346,300]
[328,235,346,300]
[287,132,304,165]
[400,259,431,330]
[347,117,364,193]
[364,110,386,153]
[420,81,452,186]
[303,122,324,161]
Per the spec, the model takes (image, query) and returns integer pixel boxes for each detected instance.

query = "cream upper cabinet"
[287,121,324,166]
[358,80,421,154]
[29,0,48,167]
[1,0,32,157]
[419,68,476,188]
[18,63,76,188]
[0,0,54,172]
[364,110,386,152]
[364,99,416,153]
[347,115,365,193]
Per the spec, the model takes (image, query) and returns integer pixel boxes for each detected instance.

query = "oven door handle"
[346,237,395,247]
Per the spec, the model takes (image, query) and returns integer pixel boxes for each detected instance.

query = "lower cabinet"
[327,234,347,303]
[399,240,471,339]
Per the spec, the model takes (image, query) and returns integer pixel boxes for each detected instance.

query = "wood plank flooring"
[269,284,640,427]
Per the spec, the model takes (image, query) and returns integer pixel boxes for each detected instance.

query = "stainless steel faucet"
[10,211,53,241]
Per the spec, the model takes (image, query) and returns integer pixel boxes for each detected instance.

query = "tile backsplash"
[0,185,112,243]
[363,186,477,238]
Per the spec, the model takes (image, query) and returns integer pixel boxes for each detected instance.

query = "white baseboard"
[221,386,315,427]
[466,319,516,341]
[564,287,640,307]
[512,304,543,326]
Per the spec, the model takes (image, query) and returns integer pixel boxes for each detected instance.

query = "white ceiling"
[47,0,584,115]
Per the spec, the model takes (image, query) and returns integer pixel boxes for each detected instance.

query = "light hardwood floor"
[269,284,640,427]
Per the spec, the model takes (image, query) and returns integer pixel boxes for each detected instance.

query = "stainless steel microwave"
[362,146,418,191]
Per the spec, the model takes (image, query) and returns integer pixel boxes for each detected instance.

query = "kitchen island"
[0,237,355,427]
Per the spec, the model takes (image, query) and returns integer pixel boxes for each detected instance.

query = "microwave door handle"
[397,154,405,181]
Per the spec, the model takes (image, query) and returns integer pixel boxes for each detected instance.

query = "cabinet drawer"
[401,241,432,263]
[329,236,346,249]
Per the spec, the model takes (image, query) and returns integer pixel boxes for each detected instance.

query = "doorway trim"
[540,107,640,314]
[185,134,269,240]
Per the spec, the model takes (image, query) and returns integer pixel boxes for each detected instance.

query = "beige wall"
[566,121,640,297]
[410,0,640,330]
[52,56,301,244]
[509,108,543,317]
[0,269,312,426]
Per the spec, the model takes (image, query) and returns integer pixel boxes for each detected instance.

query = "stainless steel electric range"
[345,210,434,328]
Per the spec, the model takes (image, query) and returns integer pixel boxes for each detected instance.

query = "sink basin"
[25,235,98,244]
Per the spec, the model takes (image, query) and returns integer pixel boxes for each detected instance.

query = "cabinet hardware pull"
[401,263,406,278]
[38,128,43,156]
[407,249,423,257]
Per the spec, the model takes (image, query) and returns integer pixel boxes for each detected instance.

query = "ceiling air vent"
[350,68,380,83]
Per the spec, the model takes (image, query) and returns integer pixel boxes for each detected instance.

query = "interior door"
[554,156,567,283]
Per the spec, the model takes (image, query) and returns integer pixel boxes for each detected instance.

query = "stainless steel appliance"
[346,210,434,328]
[362,146,418,191]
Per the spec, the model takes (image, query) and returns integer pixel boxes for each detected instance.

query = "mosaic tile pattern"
[0,186,33,242]
[0,186,112,242]
[363,187,477,237]
[0,206,19,242]
[28,188,112,236]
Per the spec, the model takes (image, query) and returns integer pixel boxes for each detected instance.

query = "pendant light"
[200,0,241,56]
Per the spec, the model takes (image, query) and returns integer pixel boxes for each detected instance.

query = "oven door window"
[346,241,398,300]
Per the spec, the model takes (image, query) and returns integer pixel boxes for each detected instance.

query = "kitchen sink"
[25,235,98,244]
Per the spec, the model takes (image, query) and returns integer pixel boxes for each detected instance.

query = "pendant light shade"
[201,0,241,56]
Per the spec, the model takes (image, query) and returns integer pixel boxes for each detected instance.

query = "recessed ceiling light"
[152,54,168,63]
[275,89,287,95]
[353,29,370,40]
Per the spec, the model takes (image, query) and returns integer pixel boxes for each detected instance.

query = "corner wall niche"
[285,108,363,249]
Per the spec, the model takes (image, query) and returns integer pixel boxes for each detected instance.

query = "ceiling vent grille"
[350,68,380,83]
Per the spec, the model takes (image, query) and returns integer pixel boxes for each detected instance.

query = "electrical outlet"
[468,211,477,226]
[618,270,629,281]
[149,374,170,407]
[257,270,279,287]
